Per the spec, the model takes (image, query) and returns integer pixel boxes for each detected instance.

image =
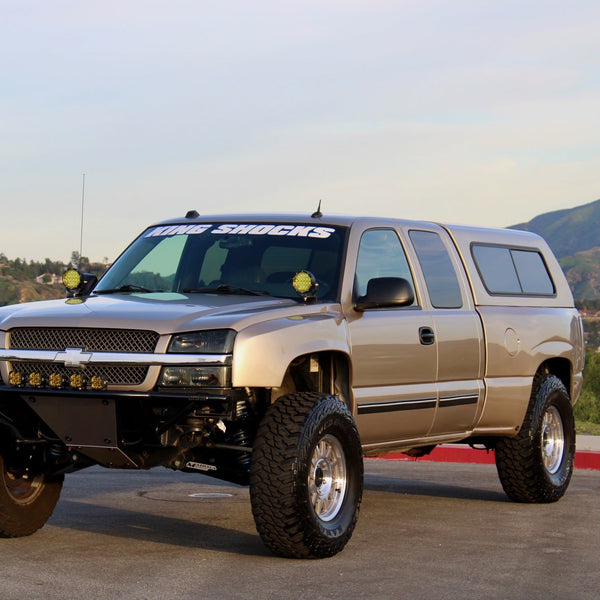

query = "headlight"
[160,329,236,388]
[158,366,231,388]
[168,329,236,354]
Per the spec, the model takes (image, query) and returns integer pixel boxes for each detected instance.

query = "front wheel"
[0,453,64,537]
[495,374,575,503]
[250,392,363,558]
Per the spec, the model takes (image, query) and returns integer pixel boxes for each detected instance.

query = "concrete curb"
[378,436,600,470]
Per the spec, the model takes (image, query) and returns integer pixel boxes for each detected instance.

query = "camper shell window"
[471,244,555,296]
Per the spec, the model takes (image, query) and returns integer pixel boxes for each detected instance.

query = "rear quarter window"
[471,244,555,296]
[409,230,463,308]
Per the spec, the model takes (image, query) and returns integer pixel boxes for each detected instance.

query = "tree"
[0,280,21,306]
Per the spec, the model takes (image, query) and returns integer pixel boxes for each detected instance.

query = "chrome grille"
[9,327,159,353]
[12,362,148,386]
[7,327,159,387]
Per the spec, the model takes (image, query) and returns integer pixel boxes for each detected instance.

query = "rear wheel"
[495,374,575,503]
[250,392,363,558]
[0,453,64,537]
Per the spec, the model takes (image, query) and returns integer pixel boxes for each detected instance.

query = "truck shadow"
[44,465,506,555]
[364,475,508,502]
[49,498,269,556]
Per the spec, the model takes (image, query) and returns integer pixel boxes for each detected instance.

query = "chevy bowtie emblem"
[55,347,93,368]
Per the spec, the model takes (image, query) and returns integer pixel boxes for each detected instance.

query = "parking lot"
[0,459,598,600]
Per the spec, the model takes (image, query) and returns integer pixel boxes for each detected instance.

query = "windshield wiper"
[94,284,156,295]
[183,285,269,296]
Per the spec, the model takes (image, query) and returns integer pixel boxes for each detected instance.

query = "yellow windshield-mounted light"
[63,268,83,291]
[62,269,97,298]
[292,270,319,301]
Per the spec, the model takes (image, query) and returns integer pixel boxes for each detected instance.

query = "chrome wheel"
[250,393,363,557]
[308,434,347,522]
[495,375,574,503]
[0,453,64,538]
[3,470,44,505]
[541,405,565,474]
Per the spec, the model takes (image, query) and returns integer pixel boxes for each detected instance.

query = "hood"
[0,292,320,335]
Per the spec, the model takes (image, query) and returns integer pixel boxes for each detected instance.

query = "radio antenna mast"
[79,173,85,267]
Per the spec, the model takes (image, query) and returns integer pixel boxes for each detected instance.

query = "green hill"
[0,277,64,306]
[510,198,600,300]
[559,248,600,301]
[511,198,600,259]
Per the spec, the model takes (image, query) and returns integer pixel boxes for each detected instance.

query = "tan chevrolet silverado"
[0,211,585,558]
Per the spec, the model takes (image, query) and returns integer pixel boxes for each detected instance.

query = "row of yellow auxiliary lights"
[8,370,107,391]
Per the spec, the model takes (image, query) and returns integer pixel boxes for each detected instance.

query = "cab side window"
[354,228,417,305]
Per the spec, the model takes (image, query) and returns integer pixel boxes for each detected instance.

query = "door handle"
[419,327,435,345]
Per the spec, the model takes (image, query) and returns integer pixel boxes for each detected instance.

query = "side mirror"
[354,277,415,311]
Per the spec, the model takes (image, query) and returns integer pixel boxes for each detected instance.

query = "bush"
[574,389,600,423]
[0,279,21,306]
[576,349,600,425]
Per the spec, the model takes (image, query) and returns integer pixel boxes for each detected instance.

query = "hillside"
[559,248,600,301]
[0,254,105,307]
[0,277,64,306]
[511,198,600,300]
[511,198,600,259]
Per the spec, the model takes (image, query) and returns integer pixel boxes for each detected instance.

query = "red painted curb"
[574,451,600,470]
[377,446,600,470]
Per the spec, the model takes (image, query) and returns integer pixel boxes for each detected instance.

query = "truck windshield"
[94,222,347,301]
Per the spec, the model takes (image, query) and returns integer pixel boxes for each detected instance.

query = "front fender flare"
[232,314,350,388]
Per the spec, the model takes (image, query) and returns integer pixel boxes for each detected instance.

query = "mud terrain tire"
[495,375,575,503]
[250,392,363,558]
[0,454,64,537]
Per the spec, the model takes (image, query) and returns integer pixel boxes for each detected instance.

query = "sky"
[2,0,600,263]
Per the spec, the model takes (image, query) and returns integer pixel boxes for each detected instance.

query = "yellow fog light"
[29,372,43,388]
[48,373,64,388]
[9,371,24,387]
[70,373,86,390]
[90,376,106,390]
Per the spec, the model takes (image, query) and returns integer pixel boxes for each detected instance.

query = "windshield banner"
[145,223,336,239]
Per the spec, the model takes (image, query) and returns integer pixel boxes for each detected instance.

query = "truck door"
[408,228,484,436]
[348,228,438,443]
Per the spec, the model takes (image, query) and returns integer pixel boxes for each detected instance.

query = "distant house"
[35,273,60,285]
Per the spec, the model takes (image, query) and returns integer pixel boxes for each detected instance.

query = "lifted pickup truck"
[0,211,584,558]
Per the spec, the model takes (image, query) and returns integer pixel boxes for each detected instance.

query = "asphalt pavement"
[0,458,598,600]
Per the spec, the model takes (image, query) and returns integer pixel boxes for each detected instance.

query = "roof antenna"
[311,200,323,219]
[79,173,85,267]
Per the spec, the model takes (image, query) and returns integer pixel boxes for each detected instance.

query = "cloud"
[2,1,600,260]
